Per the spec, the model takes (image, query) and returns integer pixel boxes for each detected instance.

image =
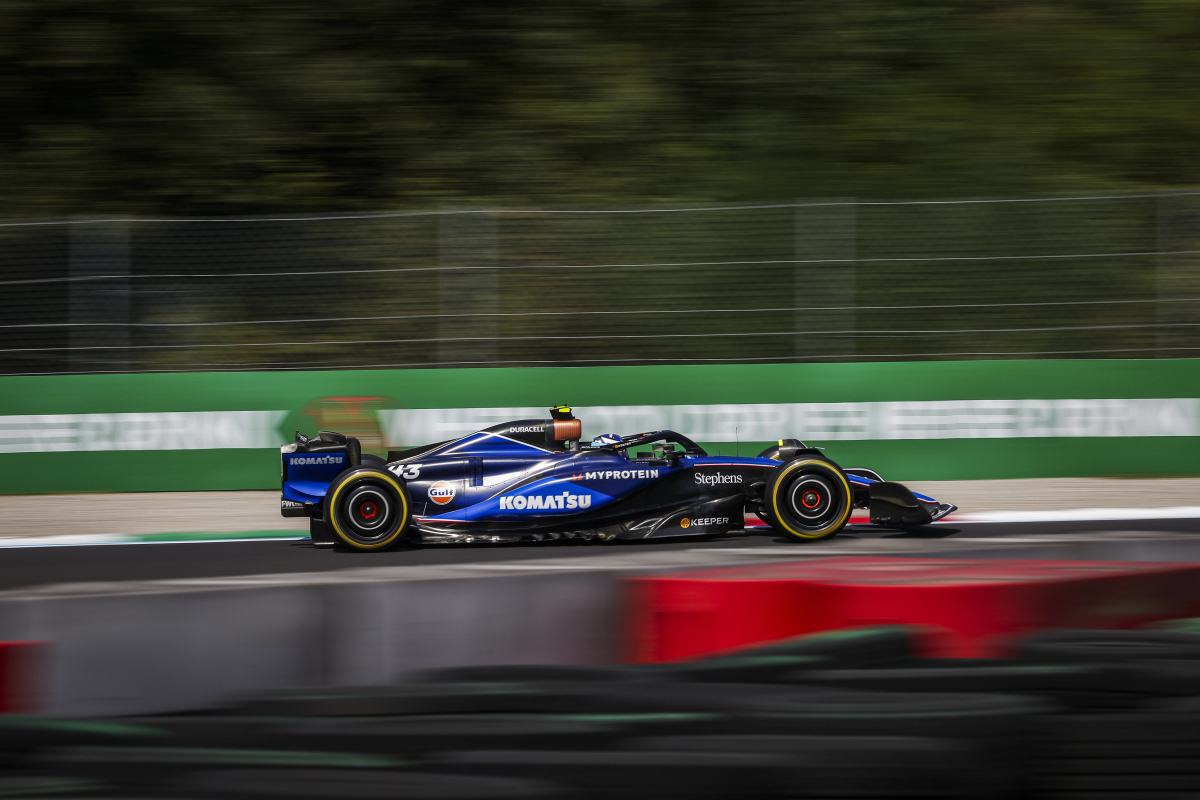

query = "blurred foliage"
[1,0,1199,216]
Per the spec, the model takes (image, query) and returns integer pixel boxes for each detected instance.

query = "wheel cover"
[788,475,836,524]
[343,485,393,537]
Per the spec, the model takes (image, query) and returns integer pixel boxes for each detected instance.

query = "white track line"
[946,506,1200,523]
[745,506,1200,528]
[0,534,308,549]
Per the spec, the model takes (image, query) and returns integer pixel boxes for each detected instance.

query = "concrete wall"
[0,562,621,717]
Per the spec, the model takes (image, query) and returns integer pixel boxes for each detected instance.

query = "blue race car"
[280,406,956,551]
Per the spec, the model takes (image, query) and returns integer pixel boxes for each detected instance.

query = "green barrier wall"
[3,359,1200,494]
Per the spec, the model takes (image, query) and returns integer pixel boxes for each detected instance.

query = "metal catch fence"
[2,192,1199,375]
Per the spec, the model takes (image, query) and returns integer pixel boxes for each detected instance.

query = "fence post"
[1155,193,1200,359]
[68,220,130,373]
[795,201,856,361]
[438,212,499,367]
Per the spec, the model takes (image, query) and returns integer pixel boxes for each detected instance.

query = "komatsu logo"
[499,492,593,510]
[289,455,345,466]
[575,470,661,481]
[695,473,742,485]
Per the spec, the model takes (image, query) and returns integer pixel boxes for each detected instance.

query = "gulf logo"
[428,481,457,505]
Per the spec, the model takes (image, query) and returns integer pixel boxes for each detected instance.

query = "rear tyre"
[326,467,410,551]
[762,458,851,541]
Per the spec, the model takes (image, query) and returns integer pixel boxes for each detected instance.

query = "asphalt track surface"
[2,517,1200,592]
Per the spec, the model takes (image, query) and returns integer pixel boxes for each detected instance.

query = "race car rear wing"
[287,430,362,464]
[279,430,362,517]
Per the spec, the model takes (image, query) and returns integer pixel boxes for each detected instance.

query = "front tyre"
[326,468,411,551]
[763,458,851,541]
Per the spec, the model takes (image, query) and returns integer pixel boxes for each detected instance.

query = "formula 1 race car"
[280,406,956,552]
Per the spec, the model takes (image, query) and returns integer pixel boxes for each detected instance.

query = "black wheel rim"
[339,482,398,542]
[778,469,847,533]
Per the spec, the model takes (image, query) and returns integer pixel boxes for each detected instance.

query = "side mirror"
[653,442,685,464]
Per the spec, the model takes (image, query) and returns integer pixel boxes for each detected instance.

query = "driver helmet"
[590,433,622,447]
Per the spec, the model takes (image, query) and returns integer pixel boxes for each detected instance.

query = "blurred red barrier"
[624,558,1200,661]
[0,641,48,713]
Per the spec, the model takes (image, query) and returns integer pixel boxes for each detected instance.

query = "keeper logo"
[695,473,742,486]
[289,455,345,466]
[499,492,593,511]
[685,517,729,527]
